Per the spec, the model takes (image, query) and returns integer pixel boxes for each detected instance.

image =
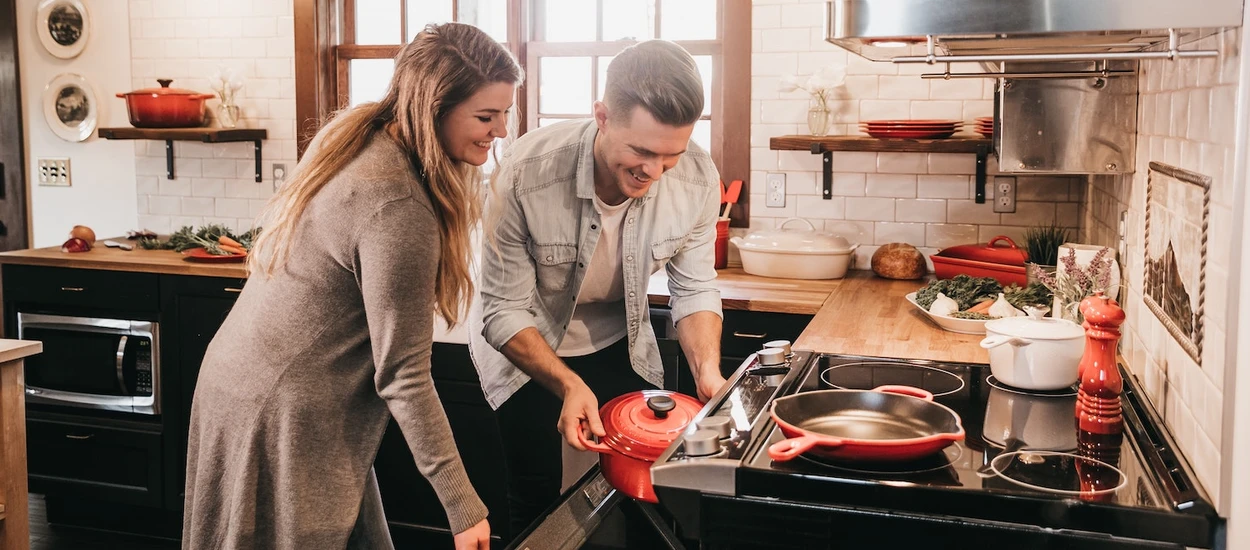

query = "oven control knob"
[763,339,792,357]
[685,429,723,457]
[697,416,733,439]
[757,347,786,366]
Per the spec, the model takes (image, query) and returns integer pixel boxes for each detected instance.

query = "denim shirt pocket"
[527,241,579,293]
[650,237,684,273]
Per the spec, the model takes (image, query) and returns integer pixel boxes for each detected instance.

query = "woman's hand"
[453,518,491,550]
[558,379,603,450]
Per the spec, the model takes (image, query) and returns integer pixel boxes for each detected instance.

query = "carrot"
[219,235,244,249]
[219,244,247,256]
[967,299,994,314]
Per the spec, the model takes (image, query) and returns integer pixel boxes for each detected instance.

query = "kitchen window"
[294,0,751,223]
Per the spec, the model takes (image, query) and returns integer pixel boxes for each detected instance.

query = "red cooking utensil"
[721,179,742,219]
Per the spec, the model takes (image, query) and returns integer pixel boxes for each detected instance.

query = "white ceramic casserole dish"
[729,218,858,280]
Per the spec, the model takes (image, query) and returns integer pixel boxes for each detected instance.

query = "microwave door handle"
[116,335,129,396]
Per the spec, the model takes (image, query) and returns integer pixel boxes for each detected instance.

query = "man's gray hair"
[603,40,704,127]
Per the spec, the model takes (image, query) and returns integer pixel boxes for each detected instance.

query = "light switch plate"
[766,173,785,207]
[37,157,71,187]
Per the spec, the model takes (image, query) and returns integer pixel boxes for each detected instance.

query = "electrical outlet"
[37,157,71,187]
[766,173,786,207]
[273,163,287,191]
[992,176,1016,213]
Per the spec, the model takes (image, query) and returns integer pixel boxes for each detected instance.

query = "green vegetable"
[1004,282,1053,310]
[137,225,261,253]
[950,311,995,320]
[915,275,1003,311]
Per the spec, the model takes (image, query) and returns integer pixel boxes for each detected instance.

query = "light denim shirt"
[468,119,723,409]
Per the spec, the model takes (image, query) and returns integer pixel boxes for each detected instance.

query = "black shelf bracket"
[974,144,990,204]
[253,140,263,182]
[811,142,833,200]
[165,140,175,180]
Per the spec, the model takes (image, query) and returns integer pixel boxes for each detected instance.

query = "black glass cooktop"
[734,353,1218,548]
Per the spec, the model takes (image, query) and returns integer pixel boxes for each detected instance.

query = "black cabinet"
[374,342,510,549]
[26,412,164,507]
[158,275,244,510]
[4,265,159,314]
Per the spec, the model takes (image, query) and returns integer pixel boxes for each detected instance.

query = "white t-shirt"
[556,194,632,357]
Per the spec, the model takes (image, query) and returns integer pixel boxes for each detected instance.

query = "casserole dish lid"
[120,79,211,98]
[599,390,703,461]
[934,235,1027,267]
[984,316,1085,340]
[737,218,856,254]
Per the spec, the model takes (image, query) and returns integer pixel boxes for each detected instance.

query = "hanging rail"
[894,29,1218,65]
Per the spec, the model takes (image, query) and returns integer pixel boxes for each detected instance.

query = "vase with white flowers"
[209,67,245,129]
[778,67,847,137]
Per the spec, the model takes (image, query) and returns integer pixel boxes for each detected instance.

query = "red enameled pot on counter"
[116,79,216,128]
[930,235,1029,286]
[579,390,704,503]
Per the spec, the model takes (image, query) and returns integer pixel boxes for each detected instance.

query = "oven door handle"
[116,335,129,396]
[23,386,149,414]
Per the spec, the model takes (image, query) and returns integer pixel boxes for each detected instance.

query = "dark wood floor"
[28,494,180,550]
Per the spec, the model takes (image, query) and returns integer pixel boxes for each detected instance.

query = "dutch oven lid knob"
[646,395,676,419]
[157,79,173,88]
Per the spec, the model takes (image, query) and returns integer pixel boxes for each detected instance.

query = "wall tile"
[926,224,978,248]
[896,199,948,223]
[874,222,926,246]
[928,153,977,175]
[831,151,877,172]
[877,153,927,174]
[825,220,873,244]
[796,196,845,219]
[917,175,970,199]
[947,200,999,225]
[845,197,895,222]
[832,173,866,196]
[865,174,916,198]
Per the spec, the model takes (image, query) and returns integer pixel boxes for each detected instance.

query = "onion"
[70,225,96,243]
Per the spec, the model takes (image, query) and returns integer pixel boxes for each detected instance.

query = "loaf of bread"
[871,243,928,280]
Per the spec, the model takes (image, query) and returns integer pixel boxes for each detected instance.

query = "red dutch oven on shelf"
[931,235,1029,286]
[579,390,703,503]
[117,79,216,128]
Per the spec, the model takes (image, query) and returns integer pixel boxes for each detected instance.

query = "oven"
[17,312,160,415]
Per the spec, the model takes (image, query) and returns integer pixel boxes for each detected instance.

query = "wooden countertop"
[648,268,842,316]
[0,240,247,278]
[794,272,988,364]
[0,340,41,365]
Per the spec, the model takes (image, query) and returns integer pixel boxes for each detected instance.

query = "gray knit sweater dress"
[182,133,488,549]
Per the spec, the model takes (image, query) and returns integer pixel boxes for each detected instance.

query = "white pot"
[979,316,1085,391]
[982,386,1078,451]
[729,218,858,280]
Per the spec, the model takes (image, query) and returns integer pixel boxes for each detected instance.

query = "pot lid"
[123,79,207,97]
[600,390,704,461]
[736,218,856,254]
[934,236,1027,266]
[985,316,1085,340]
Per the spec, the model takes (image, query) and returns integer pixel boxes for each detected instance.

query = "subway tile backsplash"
[131,0,297,234]
[1081,29,1240,508]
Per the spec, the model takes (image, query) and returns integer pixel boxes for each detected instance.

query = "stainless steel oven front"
[17,312,160,415]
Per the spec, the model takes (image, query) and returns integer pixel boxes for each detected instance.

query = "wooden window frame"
[295,0,749,224]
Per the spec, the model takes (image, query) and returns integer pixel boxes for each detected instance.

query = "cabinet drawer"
[4,265,159,313]
[27,416,163,507]
[721,310,811,358]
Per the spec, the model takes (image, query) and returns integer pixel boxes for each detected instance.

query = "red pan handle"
[767,434,845,462]
[575,430,614,454]
[873,385,934,401]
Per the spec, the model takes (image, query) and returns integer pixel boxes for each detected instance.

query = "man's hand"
[453,519,491,550]
[695,369,728,402]
[558,378,604,450]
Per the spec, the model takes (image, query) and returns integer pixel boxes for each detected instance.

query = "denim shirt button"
[628,291,636,298]
[591,224,598,230]
[546,255,553,262]
[626,255,634,262]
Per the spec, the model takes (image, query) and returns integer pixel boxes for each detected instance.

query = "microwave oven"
[17,312,160,415]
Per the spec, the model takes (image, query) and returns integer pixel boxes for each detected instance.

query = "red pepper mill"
[1076,292,1127,434]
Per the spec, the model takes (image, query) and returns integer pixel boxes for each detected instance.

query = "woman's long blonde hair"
[250,23,521,326]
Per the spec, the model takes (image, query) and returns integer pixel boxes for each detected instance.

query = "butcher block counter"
[648,268,842,315]
[0,240,247,278]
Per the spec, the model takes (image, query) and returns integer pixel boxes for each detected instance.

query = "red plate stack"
[860,119,963,139]
[975,116,993,138]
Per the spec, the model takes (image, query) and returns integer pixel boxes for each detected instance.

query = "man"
[468,40,726,536]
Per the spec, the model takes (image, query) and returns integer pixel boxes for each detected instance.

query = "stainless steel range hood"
[825,0,1242,66]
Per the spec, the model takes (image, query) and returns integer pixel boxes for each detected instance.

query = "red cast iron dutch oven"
[930,235,1029,286]
[768,385,965,462]
[117,79,216,128]
[579,390,704,503]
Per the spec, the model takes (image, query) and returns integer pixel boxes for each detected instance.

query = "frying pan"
[768,385,965,462]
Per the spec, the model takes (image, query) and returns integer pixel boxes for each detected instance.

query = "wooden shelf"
[98,127,268,182]
[770,135,991,154]
[769,134,994,203]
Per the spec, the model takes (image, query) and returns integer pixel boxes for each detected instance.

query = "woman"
[182,23,521,550]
